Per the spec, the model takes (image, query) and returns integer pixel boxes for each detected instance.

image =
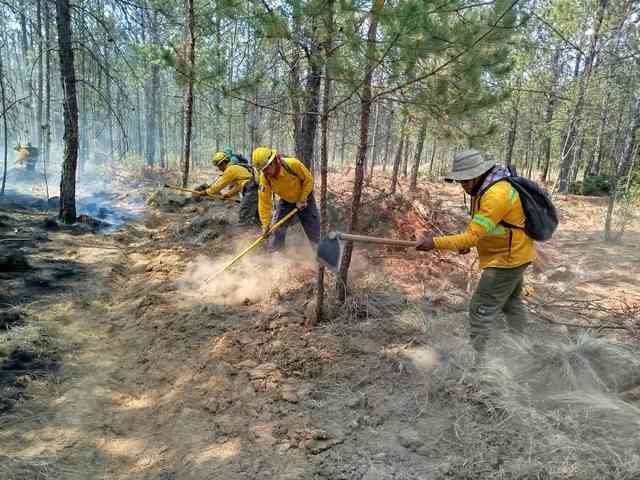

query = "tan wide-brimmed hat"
[444,149,495,181]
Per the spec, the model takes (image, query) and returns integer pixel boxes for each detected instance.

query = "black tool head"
[316,232,342,272]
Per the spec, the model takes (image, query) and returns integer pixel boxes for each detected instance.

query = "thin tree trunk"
[158,77,166,169]
[0,44,8,196]
[146,13,159,168]
[381,104,394,174]
[314,0,334,326]
[367,100,380,182]
[389,115,407,193]
[428,141,437,177]
[43,0,51,197]
[402,140,411,178]
[181,0,196,187]
[557,0,609,192]
[409,121,427,192]
[56,0,79,223]
[36,0,44,150]
[339,111,347,169]
[337,0,385,301]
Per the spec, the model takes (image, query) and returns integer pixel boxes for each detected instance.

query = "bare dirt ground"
[1,172,639,479]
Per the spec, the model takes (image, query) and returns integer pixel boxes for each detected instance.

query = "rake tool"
[163,184,240,203]
[217,208,299,274]
[317,231,419,272]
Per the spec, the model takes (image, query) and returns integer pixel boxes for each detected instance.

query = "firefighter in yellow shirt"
[251,147,320,251]
[417,150,535,354]
[201,151,259,225]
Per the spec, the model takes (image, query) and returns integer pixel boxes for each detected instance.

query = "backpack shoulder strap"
[280,159,301,180]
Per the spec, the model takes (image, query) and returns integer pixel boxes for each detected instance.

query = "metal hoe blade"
[316,232,343,272]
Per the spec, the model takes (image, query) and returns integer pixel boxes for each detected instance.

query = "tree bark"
[298,23,322,168]
[389,115,407,193]
[367,100,380,182]
[314,0,334,326]
[505,97,520,166]
[55,0,79,223]
[181,0,196,187]
[337,0,386,301]
[409,121,427,192]
[0,43,8,196]
[158,76,166,169]
[381,104,394,173]
[539,49,559,183]
[43,0,51,197]
[36,0,44,150]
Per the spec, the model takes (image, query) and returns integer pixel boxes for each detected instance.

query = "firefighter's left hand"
[295,201,307,211]
[416,235,435,252]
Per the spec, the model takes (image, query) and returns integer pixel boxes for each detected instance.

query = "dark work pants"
[469,263,529,353]
[268,193,320,251]
[239,180,260,225]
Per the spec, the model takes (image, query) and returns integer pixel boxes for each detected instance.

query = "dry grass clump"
[0,456,71,480]
[429,334,640,479]
[334,273,431,336]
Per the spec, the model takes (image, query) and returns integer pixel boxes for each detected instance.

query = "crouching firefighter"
[416,149,556,355]
[201,151,260,225]
[251,147,320,251]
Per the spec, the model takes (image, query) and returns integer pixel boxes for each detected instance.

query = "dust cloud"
[178,233,319,306]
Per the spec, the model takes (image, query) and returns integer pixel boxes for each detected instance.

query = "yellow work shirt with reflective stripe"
[205,164,252,198]
[258,157,314,227]
[433,180,535,269]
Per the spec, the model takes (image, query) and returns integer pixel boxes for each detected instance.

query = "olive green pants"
[469,263,529,352]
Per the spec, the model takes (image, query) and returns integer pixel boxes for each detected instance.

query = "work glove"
[262,225,271,238]
[416,236,435,252]
[295,201,307,211]
[194,183,208,192]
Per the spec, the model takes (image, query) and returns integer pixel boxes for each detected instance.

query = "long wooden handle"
[336,232,418,247]
[163,184,239,203]
[164,184,202,194]
[219,208,299,273]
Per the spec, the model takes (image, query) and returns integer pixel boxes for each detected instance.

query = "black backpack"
[480,167,559,241]
[235,154,249,165]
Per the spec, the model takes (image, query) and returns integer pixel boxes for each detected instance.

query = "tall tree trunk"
[181,0,196,187]
[43,0,51,197]
[314,0,334,326]
[337,0,386,301]
[298,26,322,168]
[36,0,44,150]
[505,98,519,166]
[146,13,159,169]
[539,48,561,183]
[367,100,380,182]
[158,77,166,169]
[79,38,88,174]
[428,140,437,177]
[389,115,407,193]
[381,104,394,174]
[409,121,427,192]
[339,111,347,169]
[0,44,8,196]
[105,45,113,158]
[402,140,411,178]
[56,0,79,223]
[557,0,609,192]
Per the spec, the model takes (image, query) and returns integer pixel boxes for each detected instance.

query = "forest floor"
[1,168,640,480]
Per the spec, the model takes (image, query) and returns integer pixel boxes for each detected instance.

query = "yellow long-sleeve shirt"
[433,180,535,269]
[258,157,314,227]
[205,164,253,198]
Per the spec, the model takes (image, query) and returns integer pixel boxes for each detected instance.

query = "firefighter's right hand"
[262,225,271,238]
